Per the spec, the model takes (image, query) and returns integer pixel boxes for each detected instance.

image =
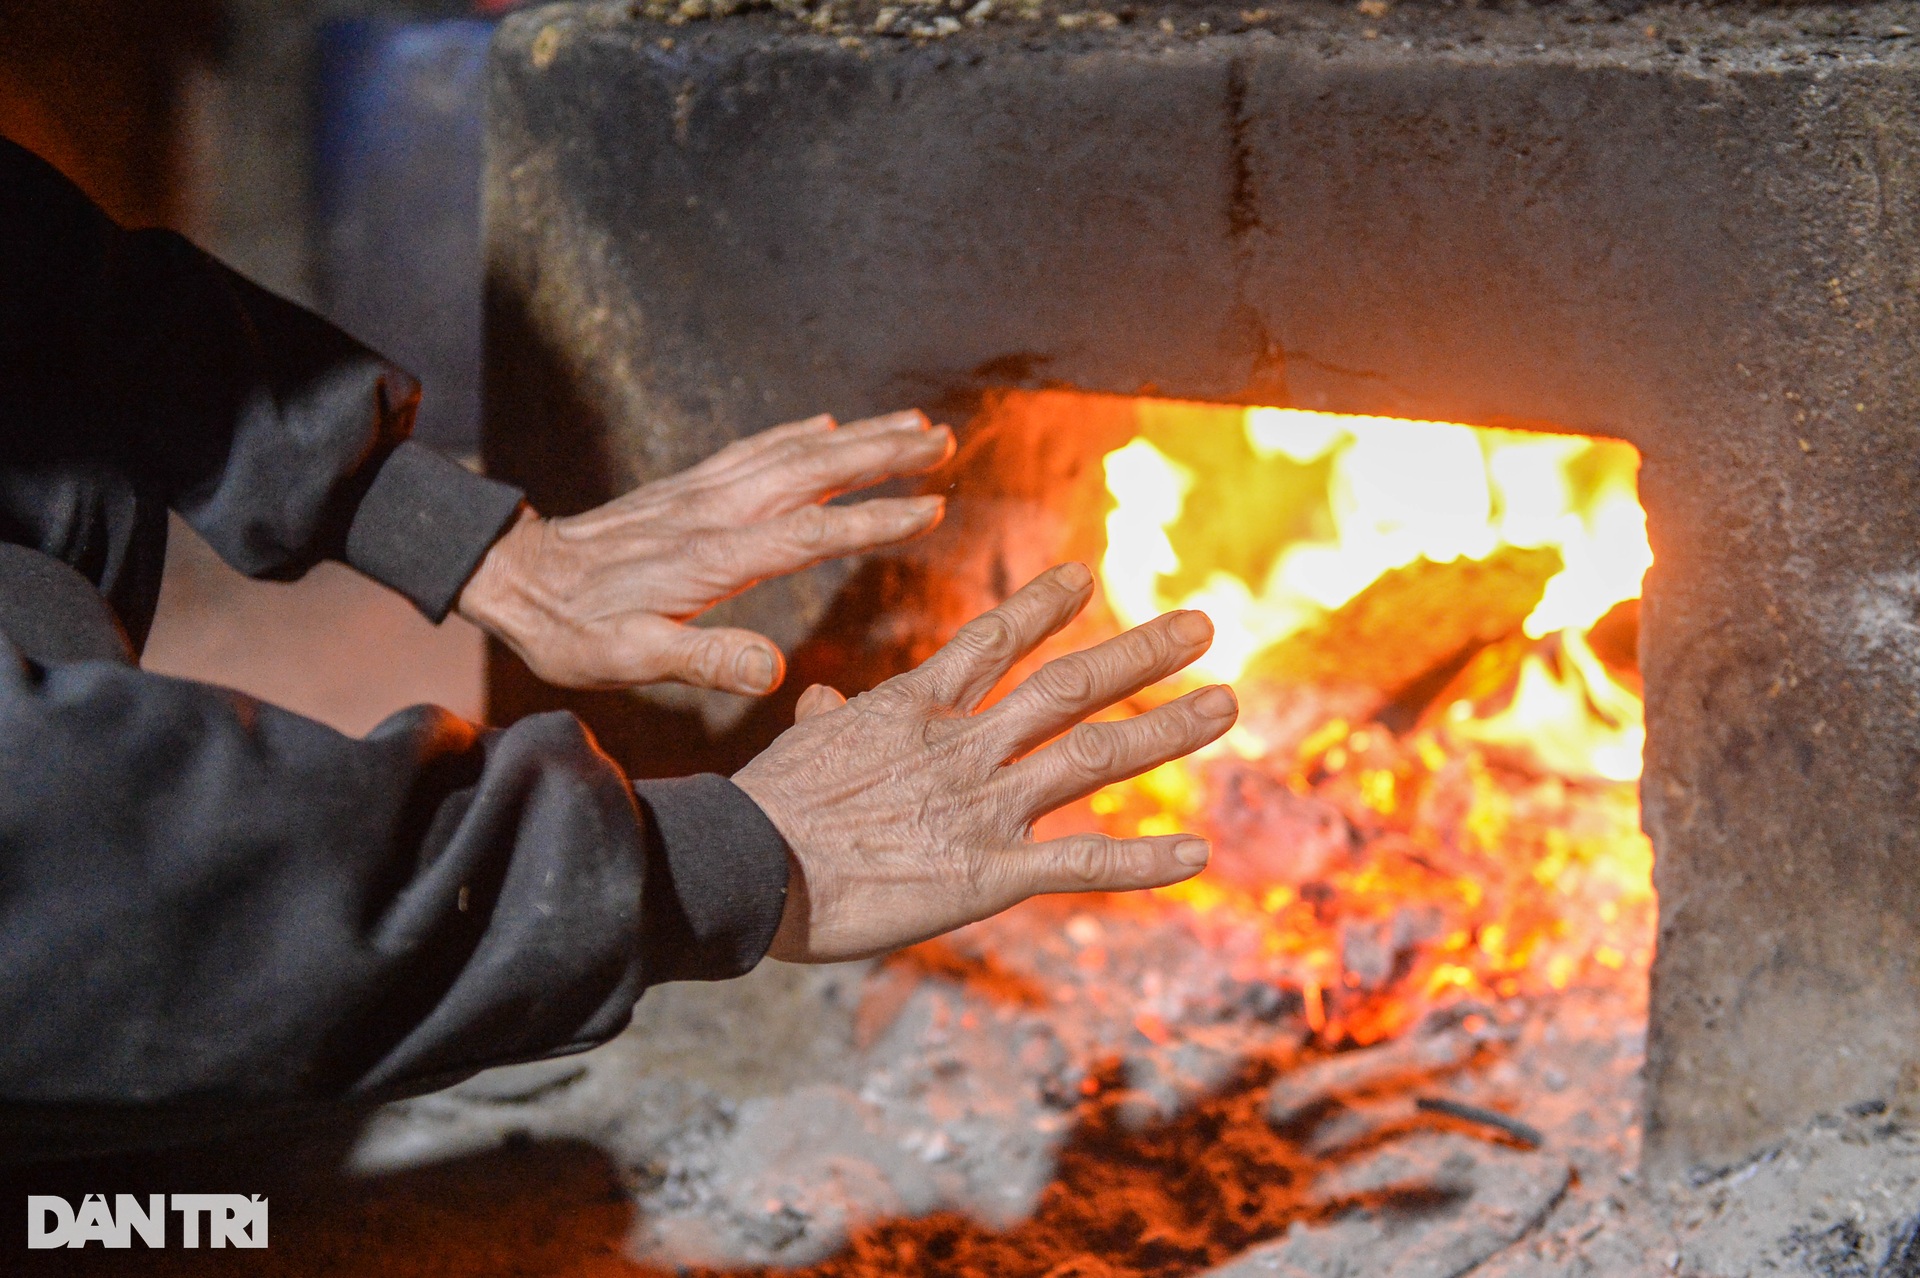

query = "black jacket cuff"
[631,774,792,984]
[343,441,525,621]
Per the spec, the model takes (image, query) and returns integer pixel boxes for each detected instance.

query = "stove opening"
[1052,391,1655,1048]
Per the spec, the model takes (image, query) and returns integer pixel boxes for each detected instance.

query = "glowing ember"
[1089,404,1655,1045]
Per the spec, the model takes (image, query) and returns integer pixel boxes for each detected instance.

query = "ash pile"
[350,955,1920,1277]
[354,916,1647,1275]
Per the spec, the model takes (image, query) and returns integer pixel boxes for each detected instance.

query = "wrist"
[736,780,814,963]
[456,504,544,648]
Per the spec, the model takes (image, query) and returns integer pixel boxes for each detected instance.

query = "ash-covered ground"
[347,892,1647,1276]
[342,930,1920,1278]
[22,938,1920,1277]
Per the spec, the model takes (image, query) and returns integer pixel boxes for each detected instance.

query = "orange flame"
[1089,405,1655,1044]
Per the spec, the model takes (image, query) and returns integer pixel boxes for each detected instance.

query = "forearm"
[0,137,523,617]
[0,654,787,1130]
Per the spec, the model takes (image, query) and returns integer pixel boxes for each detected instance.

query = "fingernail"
[1174,839,1211,867]
[1171,610,1213,644]
[1195,684,1238,718]
[738,647,778,694]
[1058,562,1093,590]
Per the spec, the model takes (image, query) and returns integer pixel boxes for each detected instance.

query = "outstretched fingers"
[1011,832,1213,901]
[593,614,787,695]
[838,409,936,438]
[909,564,1097,713]
[729,412,841,456]
[684,414,839,482]
[978,609,1214,760]
[692,495,947,587]
[724,417,954,519]
[999,684,1239,815]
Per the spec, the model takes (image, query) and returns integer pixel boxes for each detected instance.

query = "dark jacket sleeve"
[0,134,519,621]
[0,646,790,1138]
[0,139,797,1155]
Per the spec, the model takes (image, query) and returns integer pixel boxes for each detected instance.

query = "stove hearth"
[413,2,1920,1272]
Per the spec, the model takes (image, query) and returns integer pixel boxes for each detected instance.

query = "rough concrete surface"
[485,1,1920,1178]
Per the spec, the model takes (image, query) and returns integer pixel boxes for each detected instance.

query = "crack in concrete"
[1226,57,1260,240]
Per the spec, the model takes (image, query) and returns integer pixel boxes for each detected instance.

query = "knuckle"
[1063,724,1119,776]
[609,641,663,686]
[1060,837,1111,887]
[925,714,983,766]
[1035,655,1097,706]
[787,505,834,551]
[686,529,736,572]
[685,637,730,687]
[797,444,849,482]
[1142,620,1179,666]
[957,612,1018,664]
[864,673,927,716]
[1166,700,1214,742]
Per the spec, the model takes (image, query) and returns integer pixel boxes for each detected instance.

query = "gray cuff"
[343,441,526,622]
[631,774,792,984]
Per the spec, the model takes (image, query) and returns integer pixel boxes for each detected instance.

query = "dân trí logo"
[27,1194,268,1249]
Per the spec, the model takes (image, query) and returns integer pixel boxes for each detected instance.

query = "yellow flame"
[1447,631,1645,782]
[1099,406,1651,781]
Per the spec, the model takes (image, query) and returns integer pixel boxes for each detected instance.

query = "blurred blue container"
[316,19,494,455]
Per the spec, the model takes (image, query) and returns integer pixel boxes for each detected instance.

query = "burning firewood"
[1205,1132,1574,1278]
[1243,544,1563,705]
[1200,763,1356,891]
[1267,1027,1480,1129]
[1414,1095,1545,1149]
[1301,1094,1424,1156]
[1586,596,1641,692]
[1297,1080,1544,1157]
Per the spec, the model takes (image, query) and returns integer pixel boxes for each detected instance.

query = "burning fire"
[1086,404,1655,1045]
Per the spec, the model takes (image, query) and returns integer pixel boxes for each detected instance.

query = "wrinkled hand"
[458,410,954,693]
[734,563,1239,963]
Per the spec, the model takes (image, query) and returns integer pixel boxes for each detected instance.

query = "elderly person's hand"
[458,410,954,694]
[734,563,1238,963]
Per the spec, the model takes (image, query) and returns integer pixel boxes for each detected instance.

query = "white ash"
[351,890,1631,1270]
[352,901,1307,1266]
[1658,1104,1920,1278]
[1849,569,1920,682]
[1205,1133,1573,1278]
[348,902,1920,1275]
